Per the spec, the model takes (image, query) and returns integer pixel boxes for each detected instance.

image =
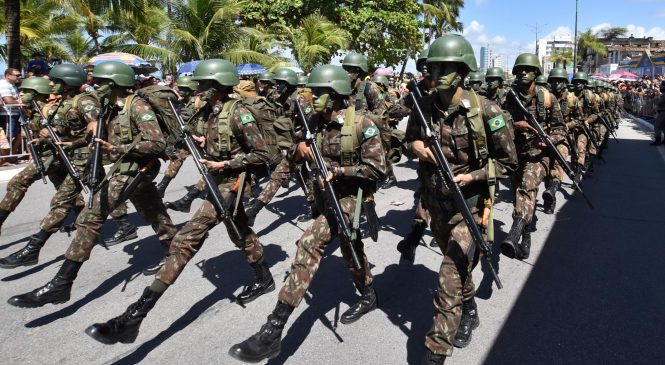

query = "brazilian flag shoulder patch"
[83,104,96,112]
[304,106,312,114]
[139,113,156,122]
[363,124,379,139]
[240,112,255,124]
[487,114,506,132]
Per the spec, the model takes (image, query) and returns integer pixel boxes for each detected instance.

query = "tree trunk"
[4,0,22,70]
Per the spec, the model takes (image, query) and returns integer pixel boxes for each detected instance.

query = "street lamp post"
[573,0,579,72]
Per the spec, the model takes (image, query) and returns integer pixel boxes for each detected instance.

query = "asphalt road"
[0,116,663,365]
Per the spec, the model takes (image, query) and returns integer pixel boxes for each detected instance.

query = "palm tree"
[2,0,22,69]
[577,29,607,72]
[422,0,464,43]
[277,14,350,73]
[550,48,574,69]
[223,27,286,67]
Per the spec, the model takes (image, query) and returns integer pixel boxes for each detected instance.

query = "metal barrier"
[0,104,28,164]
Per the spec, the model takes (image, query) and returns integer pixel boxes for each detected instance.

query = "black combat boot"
[421,348,446,365]
[516,221,533,260]
[7,259,82,308]
[397,221,427,262]
[0,208,10,235]
[297,202,320,223]
[244,200,265,227]
[574,163,583,184]
[165,187,200,213]
[542,179,560,215]
[155,176,172,198]
[228,301,295,362]
[280,176,290,188]
[103,215,138,247]
[340,284,378,324]
[237,261,275,305]
[381,171,397,189]
[500,218,526,259]
[453,298,480,348]
[85,287,163,344]
[0,229,51,268]
[650,139,662,146]
[142,240,171,276]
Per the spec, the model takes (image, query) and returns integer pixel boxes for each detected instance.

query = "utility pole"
[526,23,548,56]
[573,0,579,72]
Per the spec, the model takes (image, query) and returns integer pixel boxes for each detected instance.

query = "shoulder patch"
[304,106,312,114]
[487,114,506,132]
[240,112,255,124]
[139,113,156,122]
[83,104,95,112]
[362,124,379,139]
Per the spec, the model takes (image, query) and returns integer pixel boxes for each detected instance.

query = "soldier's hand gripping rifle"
[87,98,108,207]
[579,121,605,163]
[18,108,46,183]
[294,101,362,271]
[508,89,594,209]
[32,100,89,195]
[167,99,242,240]
[409,87,503,289]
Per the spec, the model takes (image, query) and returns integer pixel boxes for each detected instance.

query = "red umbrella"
[374,68,393,76]
[609,70,638,80]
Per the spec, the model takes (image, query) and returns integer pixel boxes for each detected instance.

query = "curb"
[625,113,655,131]
[0,164,26,184]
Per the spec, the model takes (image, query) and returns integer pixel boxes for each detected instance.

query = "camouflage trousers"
[279,194,373,308]
[156,180,264,285]
[595,122,608,147]
[573,129,588,166]
[0,157,67,213]
[164,149,190,179]
[39,163,127,233]
[65,162,176,262]
[548,139,570,182]
[411,184,430,226]
[422,191,481,356]
[257,157,314,206]
[513,154,550,224]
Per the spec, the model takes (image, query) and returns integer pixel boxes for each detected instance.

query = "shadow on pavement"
[484,138,665,363]
[109,243,288,365]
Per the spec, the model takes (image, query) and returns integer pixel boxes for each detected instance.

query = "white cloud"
[464,20,485,35]
[492,35,507,44]
[591,23,612,34]
[475,0,488,5]
[625,24,665,39]
[540,26,573,40]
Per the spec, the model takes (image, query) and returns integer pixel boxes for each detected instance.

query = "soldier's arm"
[226,106,270,169]
[483,103,518,180]
[116,99,166,157]
[337,117,387,182]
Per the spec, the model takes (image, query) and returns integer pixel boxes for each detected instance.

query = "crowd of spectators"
[618,75,663,119]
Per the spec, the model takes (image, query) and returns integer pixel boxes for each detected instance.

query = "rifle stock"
[409,89,502,289]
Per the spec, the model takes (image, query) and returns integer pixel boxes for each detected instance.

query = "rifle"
[87,98,109,207]
[294,101,362,271]
[167,99,241,240]
[18,108,47,183]
[507,89,593,209]
[32,100,89,194]
[409,88,502,289]
[598,114,619,143]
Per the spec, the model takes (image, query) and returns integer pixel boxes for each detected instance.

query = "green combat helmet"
[342,52,369,74]
[535,74,548,86]
[273,68,298,86]
[91,61,135,87]
[297,75,308,87]
[485,67,505,81]
[192,59,239,87]
[19,76,53,95]
[258,72,275,84]
[416,48,429,73]
[372,75,390,88]
[547,68,569,82]
[427,34,478,73]
[49,64,87,87]
[512,53,542,76]
[571,71,589,84]
[307,65,352,95]
[177,76,198,91]
[468,71,484,83]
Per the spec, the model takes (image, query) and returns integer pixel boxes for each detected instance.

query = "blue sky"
[459,0,665,69]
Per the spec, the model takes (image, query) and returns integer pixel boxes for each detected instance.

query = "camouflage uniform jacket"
[576,88,599,125]
[47,93,99,163]
[202,97,271,171]
[486,87,506,106]
[503,86,566,156]
[367,82,387,112]
[351,79,370,112]
[107,96,165,165]
[309,109,387,197]
[406,89,518,199]
[274,88,315,149]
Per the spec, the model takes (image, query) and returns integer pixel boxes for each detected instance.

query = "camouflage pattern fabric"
[406,89,517,357]
[257,157,314,206]
[164,149,190,178]
[153,95,271,287]
[156,181,263,285]
[278,108,386,308]
[64,94,176,262]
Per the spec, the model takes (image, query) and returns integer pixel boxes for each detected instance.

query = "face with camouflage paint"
[486,77,502,92]
[312,88,332,113]
[51,79,69,95]
[428,62,463,92]
[513,66,537,87]
[549,79,567,94]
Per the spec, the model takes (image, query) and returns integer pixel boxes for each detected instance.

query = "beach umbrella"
[84,52,157,73]
[237,63,267,76]
[177,61,201,75]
